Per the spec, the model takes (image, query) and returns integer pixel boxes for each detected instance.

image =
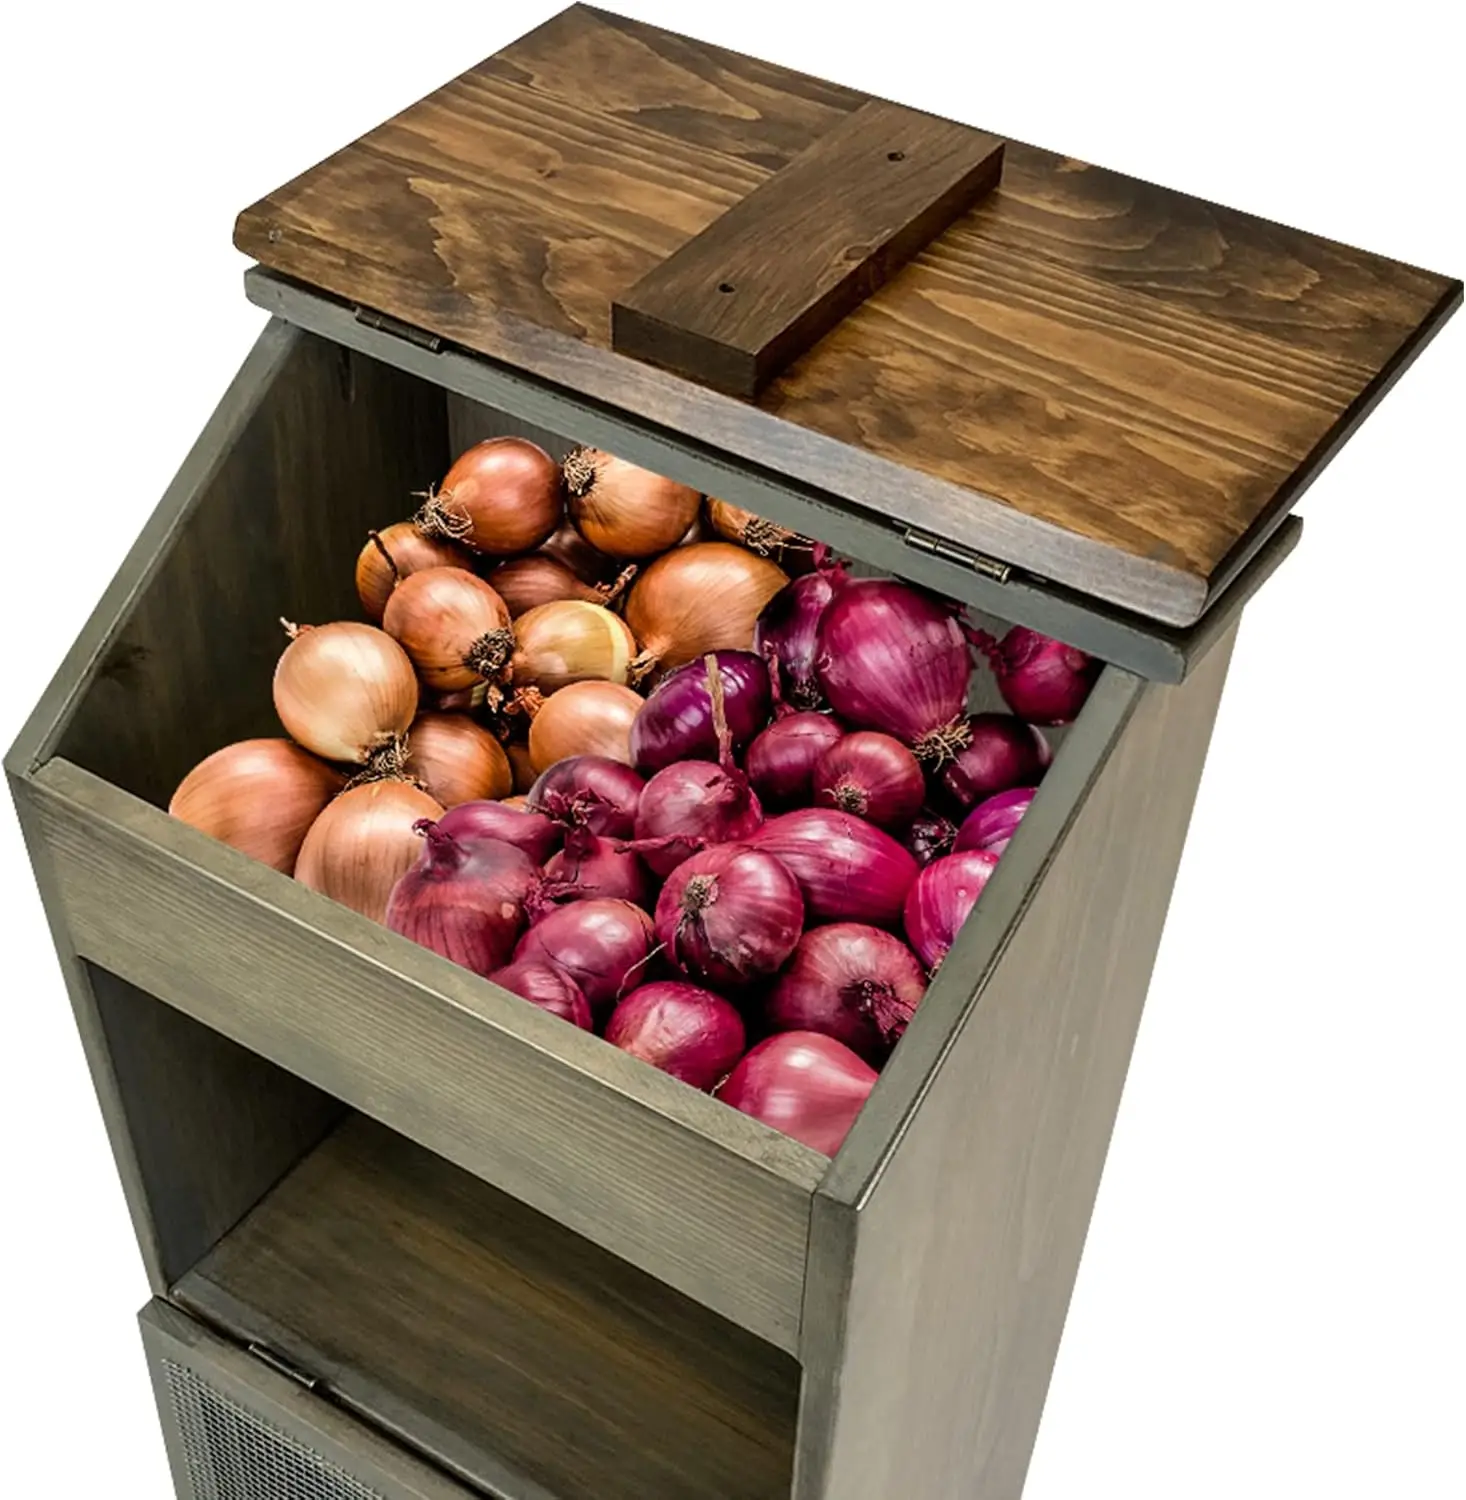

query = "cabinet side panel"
[799,626,1236,1500]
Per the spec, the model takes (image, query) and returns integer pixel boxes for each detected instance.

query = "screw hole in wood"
[887,150,905,162]
[718,282,736,293]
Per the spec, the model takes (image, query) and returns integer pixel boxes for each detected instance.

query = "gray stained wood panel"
[795,628,1238,1499]
[176,1116,801,1500]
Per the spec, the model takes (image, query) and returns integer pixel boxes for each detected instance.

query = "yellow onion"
[416,438,562,556]
[508,601,637,695]
[502,794,533,810]
[295,780,444,924]
[624,543,788,681]
[506,741,537,794]
[563,448,702,559]
[382,566,513,693]
[354,523,472,623]
[274,621,418,769]
[403,714,512,807]
[528,681,643,771]
[706,499,818,568]
[169,738,343,874]
[484,554,635,618]
[540,519,618,585]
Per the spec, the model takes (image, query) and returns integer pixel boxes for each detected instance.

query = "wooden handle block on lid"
[612,99,1006,399]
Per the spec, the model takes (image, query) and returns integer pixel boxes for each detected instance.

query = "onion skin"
[355,523,471,623]
[630,650,773,774]
[981,626,1101,726]
[485,554,631,618]
[528,756,644,839]
[938,714,1051,814]
[903,849,1000,971]
[513,898,656,1016]
[170,739,343,874]
[716,1033,877,1157]
[754,568,846,710]
[766,924,928,1063]
[296,781,445,924]
[813,732,924,832]
[631,761,764,878]
[815,580,972,762]
[745,712,845,809]
[510,601,637,694]
[906,810,958,867]
[655,844,803,991]
[540,519,618,586]
[274,622,418,767]
[527,828,653,920]
[750,809,919,928]
[605,983,746,1091]
[706,500,818,569]
[383,567,513,693]
[403,714,512,807]
[386,823,535,976]
[435,799,562,865]
[527,681,643,771]
[420,438,563,556]
[955,787,1035,856]
[487,960,594,1031]
[564,448,702,559]
[624,543,788,681]
[506,740,537,794]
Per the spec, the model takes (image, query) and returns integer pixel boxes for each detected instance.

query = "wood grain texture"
[234,3,1460,624]
[176,1116,800,1500]
[613,101,1004,396]
[795,629,1237,1500]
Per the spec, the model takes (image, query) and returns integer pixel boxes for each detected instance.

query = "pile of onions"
[383,567,513,693]
[938,713,1051,814]
[296,780,444,924]
[766,924,927,1063]
[436,799,561,864]
[526,680,643,771]
[484,555,633,618]
[528,756,643,839]
[903,849,1000,971]
[750,809,918,928]
[416,438,562,556]
[355,525,471,622]
[563,448,702,559]
[956,788,1035,856]
[487,960,593,1030]
[507,600,637,694]
[707,499,818,568]
[403,714,512,807]
[605,982,745,1090]
[527,827,652,918]
[274,621,418,770]
[745,712,844,808]
[717,1033,877,1157]
[630,650,772,774]
[624,543,787,681]
[754,566,846,710]
[816,580,972,763]
[655,844,803,991]
[513,898,656,1015]
[812,731,923,831]
[905,810,957,866]
[169,739,343,874]
[386,821,535,976]
[972,625,1101,726]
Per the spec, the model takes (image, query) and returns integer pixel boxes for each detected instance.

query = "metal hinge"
[903,529,1013,583]
[248,1341,321,1391]
[353,305,444,353]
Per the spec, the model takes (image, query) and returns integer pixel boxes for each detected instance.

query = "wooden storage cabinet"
[9,8,1457,1499]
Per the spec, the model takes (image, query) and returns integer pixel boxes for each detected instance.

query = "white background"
[1,2,1461,1495]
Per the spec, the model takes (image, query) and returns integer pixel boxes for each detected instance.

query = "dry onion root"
[402,713,513,807]
[415,438,563,556]
[563,448,703,559]
[382,566,514,694]
[706,499,818,564]
[354,523,472,622]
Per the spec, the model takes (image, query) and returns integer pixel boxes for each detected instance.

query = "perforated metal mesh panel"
[162,1360,385,1500]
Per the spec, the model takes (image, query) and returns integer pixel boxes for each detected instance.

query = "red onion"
[486,960,593,1030]
[766,924,927,1063]
[972,625,1101,726]
[815,580,972,763]
[528,755,644,839]
[906,810,957,866]
[655,844,804,990]
[513,898,656,1016]
[629,650,772,774]
[813,731,924,831]
[745,712,845,809]
[753,565,846,711]
[386,822,536,977]
[938,713,1051,814]
[605,982,746,1090]
[750,809,918,928]
[526,827,653,919]
[435,799,562,865]
[716,1033,877,1156]
[956,787,1035,856]
[903,850,1000,971]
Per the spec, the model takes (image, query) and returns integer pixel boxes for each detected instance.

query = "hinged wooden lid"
[236,4,1459,628]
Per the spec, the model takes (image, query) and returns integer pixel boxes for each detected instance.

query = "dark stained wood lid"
[235,4,1460,627]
